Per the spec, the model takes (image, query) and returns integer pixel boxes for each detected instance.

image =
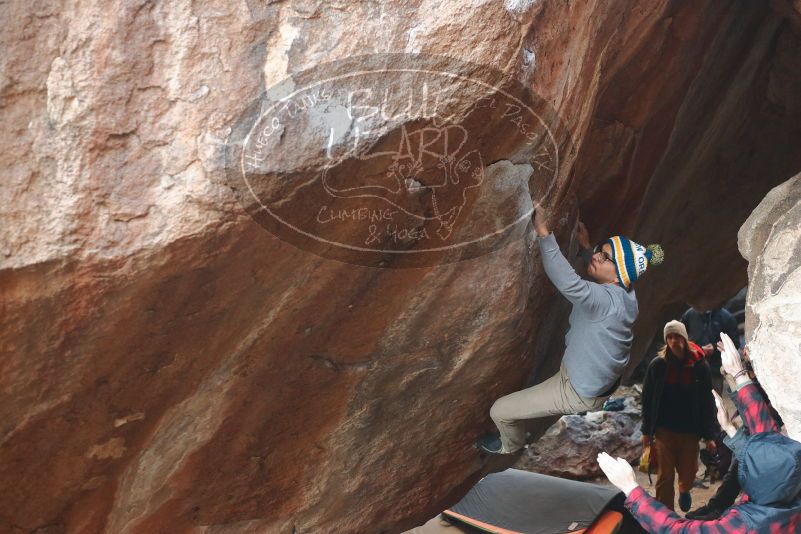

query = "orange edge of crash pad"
[441,510,522,534]
[440,509,623,534]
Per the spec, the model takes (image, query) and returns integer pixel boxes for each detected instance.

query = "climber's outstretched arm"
[533,203,612,317]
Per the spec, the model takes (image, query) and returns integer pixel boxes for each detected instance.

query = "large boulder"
[738,174,801,441]
[2,1,801,533]
[516,387,643,480]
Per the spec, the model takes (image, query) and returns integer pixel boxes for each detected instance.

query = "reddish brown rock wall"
[2,1,801,533]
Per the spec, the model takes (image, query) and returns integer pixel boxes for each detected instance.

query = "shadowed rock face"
[1,1,801,533]
[621,4,801,374]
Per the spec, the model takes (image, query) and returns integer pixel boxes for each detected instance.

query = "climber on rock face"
[476,200,663,455]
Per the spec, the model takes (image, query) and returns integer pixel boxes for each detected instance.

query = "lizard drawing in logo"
[321,122,484,241]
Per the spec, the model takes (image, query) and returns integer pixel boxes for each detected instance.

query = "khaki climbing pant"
[654,427,700,510]
[490,362,608,453]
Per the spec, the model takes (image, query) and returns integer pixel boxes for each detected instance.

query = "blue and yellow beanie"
[606,236,664,289]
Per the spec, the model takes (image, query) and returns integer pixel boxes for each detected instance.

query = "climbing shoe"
[679,491,692,512]
[685,504,723,520]
[476,433,505,455]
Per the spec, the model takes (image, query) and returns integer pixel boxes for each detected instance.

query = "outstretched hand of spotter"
[597,452,639,496]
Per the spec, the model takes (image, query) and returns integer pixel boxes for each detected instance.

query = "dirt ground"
[405,463,723,533]
[591,461,724,505]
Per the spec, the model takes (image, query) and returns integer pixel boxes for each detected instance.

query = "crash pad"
[442,469,624,534]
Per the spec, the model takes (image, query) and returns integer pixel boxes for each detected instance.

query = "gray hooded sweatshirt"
[538,233,638,397]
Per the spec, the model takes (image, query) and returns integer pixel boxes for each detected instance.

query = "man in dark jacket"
[641,320,719,512]
[598,332,801,533]
[681,306,740,392]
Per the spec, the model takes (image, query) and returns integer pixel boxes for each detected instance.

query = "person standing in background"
[641,320,719,512]
[681,305,740,392]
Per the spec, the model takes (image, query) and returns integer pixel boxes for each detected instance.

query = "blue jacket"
[724,384,801,533]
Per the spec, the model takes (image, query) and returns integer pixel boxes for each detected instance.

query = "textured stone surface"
[2,1,801,533]
[739,173,801,441]
[516,387,642,480]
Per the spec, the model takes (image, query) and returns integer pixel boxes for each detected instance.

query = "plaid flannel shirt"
[624,381,801,533]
